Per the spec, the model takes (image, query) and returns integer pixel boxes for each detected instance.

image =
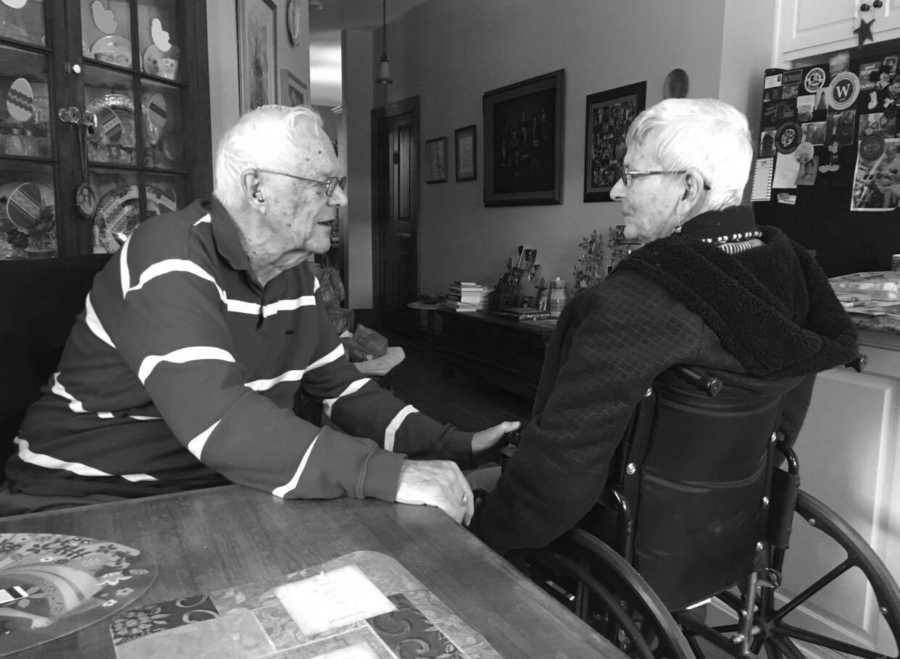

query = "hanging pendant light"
[376,0,392,85]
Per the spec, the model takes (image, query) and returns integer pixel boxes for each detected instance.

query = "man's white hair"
[213,105,330,209]
[625,98,752,210]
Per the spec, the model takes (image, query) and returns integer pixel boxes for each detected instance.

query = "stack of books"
[491,306,554,321]
[445,281,492,312]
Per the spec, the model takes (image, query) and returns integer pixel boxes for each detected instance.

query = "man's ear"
[242,170,265,206]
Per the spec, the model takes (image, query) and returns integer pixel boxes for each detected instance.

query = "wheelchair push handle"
[846,354,866,372]
[674,365,723,397]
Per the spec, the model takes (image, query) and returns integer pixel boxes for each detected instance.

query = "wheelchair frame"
[513,366,900,659]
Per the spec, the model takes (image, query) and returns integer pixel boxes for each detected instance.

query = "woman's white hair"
[625,98,752,210]
[213,105,329,209]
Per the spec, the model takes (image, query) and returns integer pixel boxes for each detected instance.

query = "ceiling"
[308,0,429,108]
[308,0,428,33]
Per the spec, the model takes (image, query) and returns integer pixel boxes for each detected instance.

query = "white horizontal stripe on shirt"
[51,372,85,413]
[193,214,211,226]
[129,415,161,421]
[322,378,372,418]
[244,369,304,392]
[14,437,157,482]
[119,236,132,297]
[384,405,418,452]
[305,344,344,373]
[272,434,319,498]
[51,373,122,418]
[224,295,316,318]
[84,293,115,348]
[125,259,225,301]
[187,419,220,460]
[138,346,236,384]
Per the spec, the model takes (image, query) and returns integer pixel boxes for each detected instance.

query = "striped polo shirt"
[8,197,472,501]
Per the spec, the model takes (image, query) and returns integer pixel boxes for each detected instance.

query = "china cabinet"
[0,0,211,260]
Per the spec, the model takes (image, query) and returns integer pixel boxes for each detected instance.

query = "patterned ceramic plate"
[93,184,176,253]
[89,35,132,67]
[0,533,155,657]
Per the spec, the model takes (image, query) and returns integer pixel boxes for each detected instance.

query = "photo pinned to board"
[851,134,900,211]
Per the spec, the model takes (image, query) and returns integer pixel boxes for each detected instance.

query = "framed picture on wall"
[236,0,277,114]
[279,68,308,106]
[455,125,477,181]
[425,137,448,183]
[482,69,565,206]
[583,81,646,202]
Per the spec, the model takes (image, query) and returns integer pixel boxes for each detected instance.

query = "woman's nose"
[610,178,626,201]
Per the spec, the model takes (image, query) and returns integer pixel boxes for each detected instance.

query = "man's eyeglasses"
[249,168,347,199]
[619,167,710,190]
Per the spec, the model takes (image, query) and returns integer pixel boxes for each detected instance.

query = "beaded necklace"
[676,207,763,255]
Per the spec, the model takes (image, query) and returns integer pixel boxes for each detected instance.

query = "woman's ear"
[681,168,707,203]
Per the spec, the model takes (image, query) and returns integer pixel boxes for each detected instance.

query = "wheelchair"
[507,363,900,659]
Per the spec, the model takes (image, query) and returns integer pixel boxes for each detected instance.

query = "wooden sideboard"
[427,310,555,400]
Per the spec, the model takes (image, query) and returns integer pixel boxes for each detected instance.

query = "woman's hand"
[471,420,521,454]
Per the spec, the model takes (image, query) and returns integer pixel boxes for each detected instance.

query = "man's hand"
[395,459,474,524]
[471,420,521,454]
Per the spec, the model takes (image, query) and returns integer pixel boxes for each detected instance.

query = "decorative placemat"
[110,550,499,659]
[0,533,156,657]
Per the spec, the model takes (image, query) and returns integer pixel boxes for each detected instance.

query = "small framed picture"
[454,125,477,181]
[425,137,448,183]
[279,68,307,106]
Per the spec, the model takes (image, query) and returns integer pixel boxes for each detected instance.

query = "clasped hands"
[394,420,520,524]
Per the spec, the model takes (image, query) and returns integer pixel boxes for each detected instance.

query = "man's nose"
[329,184,348,207]
[610,178,626,201]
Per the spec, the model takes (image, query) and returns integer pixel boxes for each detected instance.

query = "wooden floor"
[378,332,533,432]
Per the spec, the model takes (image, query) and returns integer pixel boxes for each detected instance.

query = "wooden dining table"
[0,485,624,658]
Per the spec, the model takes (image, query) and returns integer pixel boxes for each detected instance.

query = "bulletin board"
[753,38,900,276]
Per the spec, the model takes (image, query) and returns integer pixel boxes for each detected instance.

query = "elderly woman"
[471,98,857,554]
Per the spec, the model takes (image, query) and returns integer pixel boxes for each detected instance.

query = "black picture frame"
[236,0,277,114]
[482,69,565,206]
[425,137,448,183]
[455,124,477,181]
[583,81,646,202]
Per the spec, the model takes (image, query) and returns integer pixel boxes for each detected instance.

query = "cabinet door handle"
[57,107,97,132]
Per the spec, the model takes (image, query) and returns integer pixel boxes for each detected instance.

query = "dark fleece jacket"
[471,206,858,555]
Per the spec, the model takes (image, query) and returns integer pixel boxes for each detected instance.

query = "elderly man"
[471,98,857,554]
[4,105,517,519]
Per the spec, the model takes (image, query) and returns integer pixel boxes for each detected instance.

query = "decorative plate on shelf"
[89,34,132,67]
[86,93,135,163]
[93,184,175,253]
[142,44,179,80]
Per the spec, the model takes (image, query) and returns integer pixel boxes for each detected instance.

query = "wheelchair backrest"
[616,367,809,611]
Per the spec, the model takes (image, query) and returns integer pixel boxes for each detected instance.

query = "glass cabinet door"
[0,2,57,259]
[80,0,186,255]
[0,0,209,260]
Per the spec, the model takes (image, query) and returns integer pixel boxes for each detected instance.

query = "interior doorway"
[371,96,419,333]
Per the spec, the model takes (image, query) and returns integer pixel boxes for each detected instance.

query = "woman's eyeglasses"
[619,167,710,190]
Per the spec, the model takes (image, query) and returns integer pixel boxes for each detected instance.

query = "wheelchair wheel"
[679,489,900,658]
[523,528,694,659]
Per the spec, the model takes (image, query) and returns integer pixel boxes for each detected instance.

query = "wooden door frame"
[370,95,419,311]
